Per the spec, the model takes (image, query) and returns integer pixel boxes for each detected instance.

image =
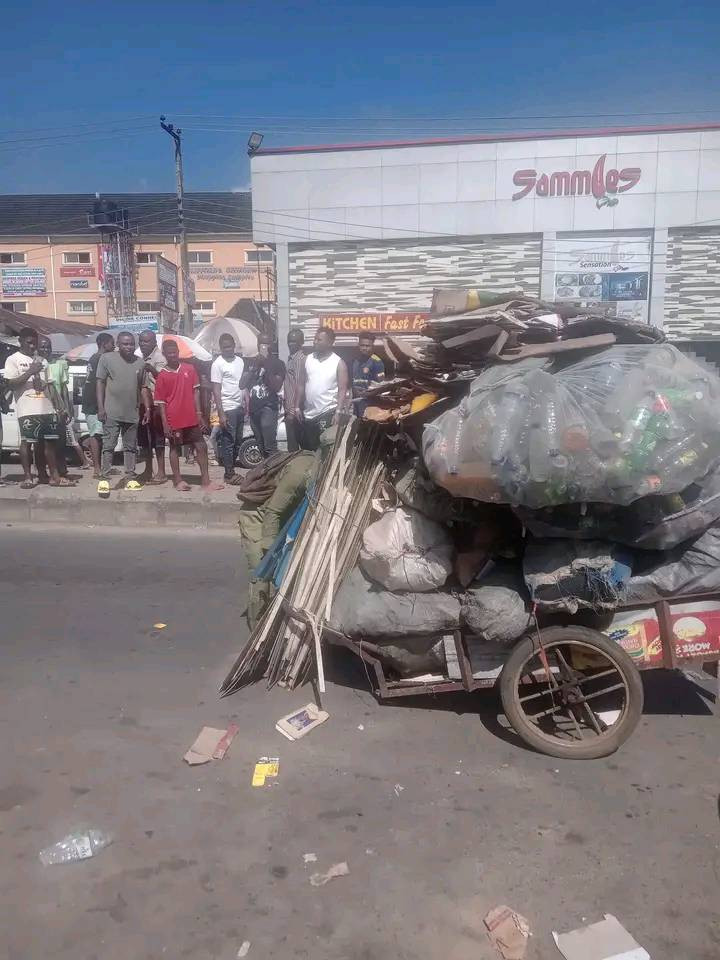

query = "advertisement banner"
[1,266,47,297]
[70,279,89,289]
[319,312,429,335]
[156,256,178,312]
[552,235,652,323]
[60,266,95,278]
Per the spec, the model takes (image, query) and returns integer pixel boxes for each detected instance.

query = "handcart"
[325,590,720,759]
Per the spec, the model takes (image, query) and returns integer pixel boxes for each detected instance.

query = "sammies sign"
[320,312,429,335]
[512,154,641,208]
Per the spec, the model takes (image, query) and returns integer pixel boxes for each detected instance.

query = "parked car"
[237,414,288,469]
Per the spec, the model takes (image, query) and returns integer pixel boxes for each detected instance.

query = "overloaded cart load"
[222,290,720,706]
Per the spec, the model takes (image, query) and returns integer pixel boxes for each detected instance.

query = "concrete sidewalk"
[0,460,242,528]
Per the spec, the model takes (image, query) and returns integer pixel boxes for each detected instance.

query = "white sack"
[360,506,454,592]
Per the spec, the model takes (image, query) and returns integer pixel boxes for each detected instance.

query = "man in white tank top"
[295,326,349,450]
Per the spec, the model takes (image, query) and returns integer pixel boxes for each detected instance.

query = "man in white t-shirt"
[296,326,349,451]
[210,333,245,481]
[4,327,72,488]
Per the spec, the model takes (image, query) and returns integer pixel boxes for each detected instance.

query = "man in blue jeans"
[246,335,286,461]
[210,333,245,482]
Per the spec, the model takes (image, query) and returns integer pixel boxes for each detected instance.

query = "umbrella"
[65,333,211,363]
[194,316,259,357]
[50,332,94,355]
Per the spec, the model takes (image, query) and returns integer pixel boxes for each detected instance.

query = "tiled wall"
[288,234,541,333]
[665,228,720,338]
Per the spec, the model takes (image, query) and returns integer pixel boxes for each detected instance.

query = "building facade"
[250,123,720,350]
[0,192,274,328]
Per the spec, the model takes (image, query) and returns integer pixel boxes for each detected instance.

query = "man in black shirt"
[81,332,114,478]
[245,336,286,460]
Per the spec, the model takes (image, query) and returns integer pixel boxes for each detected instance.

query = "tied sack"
[360,506,454,592]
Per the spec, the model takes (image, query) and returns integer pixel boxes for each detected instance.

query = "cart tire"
[500,625,644,760]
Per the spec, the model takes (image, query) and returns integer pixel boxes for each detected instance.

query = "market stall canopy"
[194,316,259,357]
[0,306,97,337]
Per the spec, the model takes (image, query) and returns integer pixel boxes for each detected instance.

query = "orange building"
[0,192,274,328]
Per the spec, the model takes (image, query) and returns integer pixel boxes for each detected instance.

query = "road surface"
[1,525,719,959]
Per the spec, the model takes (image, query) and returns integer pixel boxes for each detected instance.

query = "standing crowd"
[0,323,385,491]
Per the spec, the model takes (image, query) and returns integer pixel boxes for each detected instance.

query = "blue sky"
[2,0,718,195]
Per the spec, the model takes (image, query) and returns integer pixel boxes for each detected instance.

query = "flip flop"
[201,482,225,492]
[20,480,35,490]
[149,477,169,485]
[173,481,191,492]
[49,478,76,487]
[97,480,110,498]
[124,480,143,491]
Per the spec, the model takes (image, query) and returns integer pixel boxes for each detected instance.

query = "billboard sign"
[156,256,178,312]
[319,311,429,335]
[1,266,47,297]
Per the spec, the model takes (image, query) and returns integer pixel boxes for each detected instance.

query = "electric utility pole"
[160,116,193,334]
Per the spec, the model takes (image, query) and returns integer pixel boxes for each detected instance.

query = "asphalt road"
[1,525,719,960]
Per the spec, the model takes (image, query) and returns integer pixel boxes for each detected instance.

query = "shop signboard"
[60,266,95,277]
[70,279,89,289]
[156,255,178,312]
[108,313,160,334]
[552,235,652,323]
[1,266,47,297]
[512,154,642,209]
[319,311,429,335]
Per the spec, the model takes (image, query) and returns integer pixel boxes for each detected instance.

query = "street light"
[247,131,264,155]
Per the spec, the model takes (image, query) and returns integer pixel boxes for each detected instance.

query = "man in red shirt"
[153,340,224,492]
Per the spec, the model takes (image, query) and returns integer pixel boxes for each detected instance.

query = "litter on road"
[251,757,279,787]
[303,853,318,864]
[484,904,531,960]
[183,725,239,765]
[39,829,112,866]
[309,861,350,886]
[236,941,251,958]
[275,702,329,740]
[552,913,650,960]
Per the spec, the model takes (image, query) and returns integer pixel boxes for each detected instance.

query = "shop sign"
[156,255,178,312]
[109,313,160,333]
[553,235,651,323]
[320,312,429,335]
[69,279,89,289]
[60,266,95,277]
[512,154,641,208]
[1,266,47,297]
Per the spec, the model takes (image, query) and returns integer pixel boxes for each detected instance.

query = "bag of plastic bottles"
[423,344,720,508]
[516,461,720,550]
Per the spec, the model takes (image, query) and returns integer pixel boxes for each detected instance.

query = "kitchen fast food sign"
[512,154,641,208]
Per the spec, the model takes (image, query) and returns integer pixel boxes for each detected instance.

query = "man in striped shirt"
[283,327,305,452]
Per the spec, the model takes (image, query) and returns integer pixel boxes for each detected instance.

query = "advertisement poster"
[60,266,95,278]
[1,266,47,297]
[553,235,652,322]
[156,256,178,312]
[109,314,160,334]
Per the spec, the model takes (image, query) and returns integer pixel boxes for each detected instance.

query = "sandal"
[124,479,143,491]
[49,477,76,487]
[97,480,110,498]
[20,480,35,490]
[173,481,191,492]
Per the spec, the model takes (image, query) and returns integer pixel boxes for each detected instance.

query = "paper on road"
[552,914,650,960]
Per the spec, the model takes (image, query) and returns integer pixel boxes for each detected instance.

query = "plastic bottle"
[621,395,654,448]
[39,830,112,865]
[652,394,685,440]
[489,384,530,466]
[655,436,708,475]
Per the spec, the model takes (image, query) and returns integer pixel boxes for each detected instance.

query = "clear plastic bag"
[39,829,112,865]
[423,345,720,508]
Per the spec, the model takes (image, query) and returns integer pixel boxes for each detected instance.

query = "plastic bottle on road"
[39,830,112,865]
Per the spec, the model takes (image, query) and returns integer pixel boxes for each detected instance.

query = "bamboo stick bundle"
[220,420,384,697]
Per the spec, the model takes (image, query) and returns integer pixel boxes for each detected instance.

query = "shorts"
[85,413,104,437]
[168,424,203,447]
[18,413,60,444]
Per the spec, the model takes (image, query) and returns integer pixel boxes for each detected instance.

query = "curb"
[0,493,241,529]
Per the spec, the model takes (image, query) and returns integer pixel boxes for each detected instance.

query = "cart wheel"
[500,625,644,760]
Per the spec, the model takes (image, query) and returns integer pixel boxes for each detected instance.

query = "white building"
[250,122,720,349]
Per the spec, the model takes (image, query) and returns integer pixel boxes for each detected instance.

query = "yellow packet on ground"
[252,757,279,787]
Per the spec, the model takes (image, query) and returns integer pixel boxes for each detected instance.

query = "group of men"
[0,322,386,491]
